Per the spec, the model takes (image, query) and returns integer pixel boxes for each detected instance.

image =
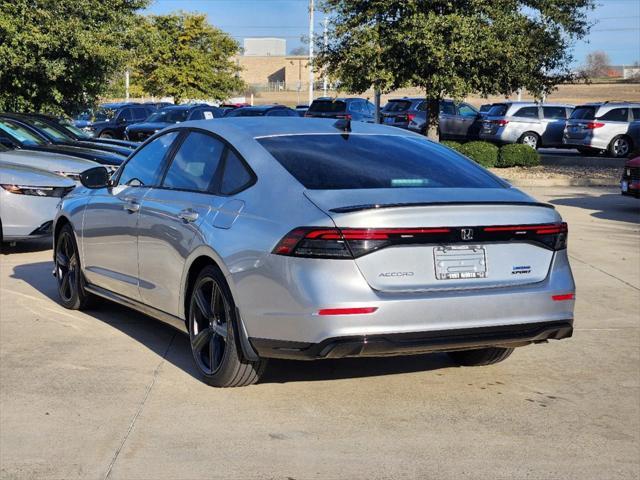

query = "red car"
[621,156,640,198]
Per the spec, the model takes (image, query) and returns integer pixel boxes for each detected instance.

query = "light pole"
[323,17,328,96]
[308,0,314,105]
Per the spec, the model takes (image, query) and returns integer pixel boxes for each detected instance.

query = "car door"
[455,103,480,140]
[439,101,457,139]
[81,131,180,299]
[137,130,226,315]
[541,106,568,147]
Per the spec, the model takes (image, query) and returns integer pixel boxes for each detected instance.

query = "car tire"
[99,131,114,139]
[55,223,94,310]
[518,132,540,149]
[447,347,514,366]
[188,265,267,387]
[608,135,632,158]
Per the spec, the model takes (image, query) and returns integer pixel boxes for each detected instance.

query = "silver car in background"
[1,162,75,243]
[480,102,574,149]
[0,144,99,182]
[563,102,640,158]
[53,118,575,387]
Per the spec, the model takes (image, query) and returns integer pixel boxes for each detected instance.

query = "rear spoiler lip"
[329,201,555,214]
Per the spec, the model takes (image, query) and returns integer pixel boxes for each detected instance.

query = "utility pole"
[323,17,328,97]
[308,0,314,105]
[125,69,130,102]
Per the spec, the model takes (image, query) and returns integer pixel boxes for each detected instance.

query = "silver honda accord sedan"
[53,118,575,387]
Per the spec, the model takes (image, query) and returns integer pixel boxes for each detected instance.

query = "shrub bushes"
[497,144,540,167]
[440,140,462,152]
[457,141,499,168]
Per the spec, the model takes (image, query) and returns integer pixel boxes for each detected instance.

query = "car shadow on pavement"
[1,237,52,255]
[10,261,456,385]
[550,193,639,224]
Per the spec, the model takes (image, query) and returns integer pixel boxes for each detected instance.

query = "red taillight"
[552,293,575,301]
[406,113,416,122]
[483,222,568,250]
[492,119,509,126]
[483,223,567,235]
[585,122,605,129]
[318,307,378,316]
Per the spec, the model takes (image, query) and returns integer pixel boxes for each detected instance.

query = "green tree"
[317,0,595,138]
[0,0,148,114]
[136,13,244,103]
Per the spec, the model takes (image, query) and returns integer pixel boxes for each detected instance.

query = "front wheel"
[188,266,267,387]
[518,132,539,149]
[448,347,514,366]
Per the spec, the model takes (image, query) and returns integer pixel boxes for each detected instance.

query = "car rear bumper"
[250,320,573,360]
[479,130,516,144]
[562,135,608,151]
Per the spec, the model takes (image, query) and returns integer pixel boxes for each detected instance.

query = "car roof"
[235,105,289,112]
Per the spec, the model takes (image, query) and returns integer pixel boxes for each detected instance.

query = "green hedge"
[497,144,540,167]
[440,140,463,152]
[457,141,499,168]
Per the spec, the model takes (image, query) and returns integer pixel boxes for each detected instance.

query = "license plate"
[570,126,580,132]
[434,245,487,280]
[622,180,628,192]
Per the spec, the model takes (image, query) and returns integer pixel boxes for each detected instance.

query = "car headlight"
[1,184,74,197]
[54,171,82,181]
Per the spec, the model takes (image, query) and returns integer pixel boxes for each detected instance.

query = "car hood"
[0,150,99,174]
[127,122,172,131]
[0,161,76,187]
[32,144,125,165]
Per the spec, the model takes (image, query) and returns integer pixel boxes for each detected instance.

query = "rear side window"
[543,107,567,119]
[513,106,539,119]
[308,100,346,113]
[570,107,596,120]
[487,104,508,116]
[384,100,412,112]
[132,108,149,121]
[118,109,133,121]
[220,150,254,194]
[440,102,456,115]
[258,134,503,190]
[598,108,629,122]
[162,132,224,192]
[632,108,640,120]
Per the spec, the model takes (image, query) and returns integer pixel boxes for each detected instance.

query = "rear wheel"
[448,347,514,366]
[518,132,539,149]
[608,136,632,158]
[55,223,93,309]
[188,265,266,387]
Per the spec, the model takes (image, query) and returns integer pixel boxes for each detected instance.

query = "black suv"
[125,105,224,142]
[85,103,155,140]
[304,98,376,122]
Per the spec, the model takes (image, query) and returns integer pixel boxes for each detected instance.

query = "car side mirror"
[79,166,111,189]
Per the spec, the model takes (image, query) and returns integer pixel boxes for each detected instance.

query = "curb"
[502,177,618,187]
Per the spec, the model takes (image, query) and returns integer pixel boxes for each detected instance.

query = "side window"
[417,102,427,112]
[162,131,224,192]
[118,109,133,122]
[599,108,629,122]
[458,104,477,117]
[543,107,567,119]
[189,109,204,120]
[513,106,539,119]
[220,150,254,195]
[367,102,376,114]
[118,131,179,186]
[135,108,150,120]
[348,101,363,113]
[267,109,290,117]
[632,108,640,121]
[440,102,456,115]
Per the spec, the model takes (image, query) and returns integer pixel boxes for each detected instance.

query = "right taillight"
[585,122,605,129]
[492,119,509,126]
[483,222,568,250]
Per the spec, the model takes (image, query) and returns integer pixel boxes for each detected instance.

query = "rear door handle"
[123,198,140,213]
[178,209,199,223]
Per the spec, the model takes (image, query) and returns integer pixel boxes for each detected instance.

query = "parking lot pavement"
[0,186,638,480]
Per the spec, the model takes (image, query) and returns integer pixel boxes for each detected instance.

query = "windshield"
[94,108,117,122]
[30,119,70,141]
[75,112,92,121]
[570,107,596,120]
[258,134,503,190]
[61,122,91,139]
[308,100,347,113]
[383,100,412,112]
[146,109,189,123]
[0,120,46,146]
[487,104,508,116]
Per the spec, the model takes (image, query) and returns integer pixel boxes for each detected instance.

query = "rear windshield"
[487,104,508,116]
[308,100,347,113]
[383,100,412,112]
[570,106,596,120]
[147,109,189,123]
[258,134,503,190]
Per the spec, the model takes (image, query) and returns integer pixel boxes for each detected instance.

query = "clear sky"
[147,0,640,66]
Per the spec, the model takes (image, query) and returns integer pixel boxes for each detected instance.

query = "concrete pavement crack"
[103,332,177,480]
[569,254,640,291]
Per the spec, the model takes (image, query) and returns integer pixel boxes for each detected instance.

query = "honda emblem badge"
[461,228,474,240]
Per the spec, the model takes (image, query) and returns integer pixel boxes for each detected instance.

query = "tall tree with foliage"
[0,0,148,114]
[316,0,595,138]
[136,13,244,103]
